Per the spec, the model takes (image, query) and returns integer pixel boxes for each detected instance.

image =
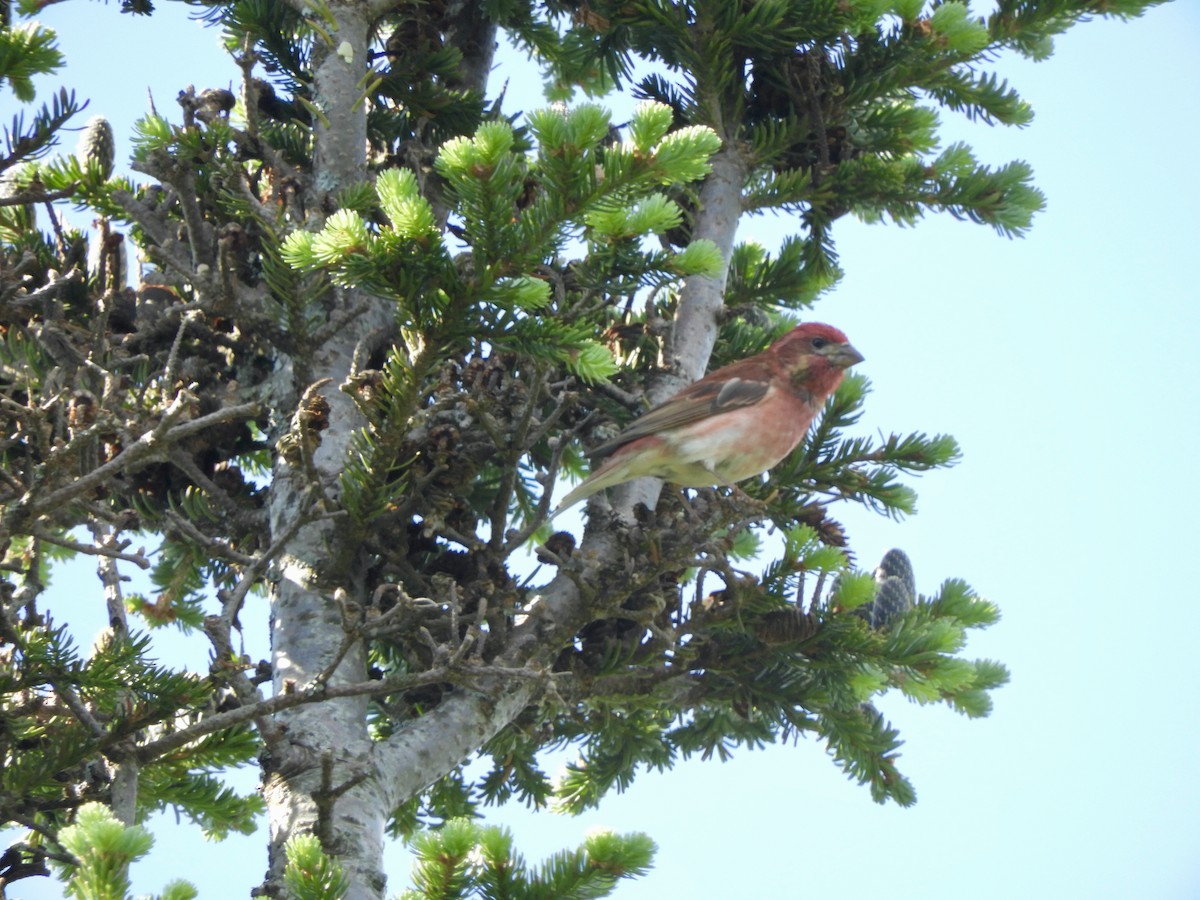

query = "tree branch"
[132,660,549,765]
[16,398,262,520]
[30,527,151,570]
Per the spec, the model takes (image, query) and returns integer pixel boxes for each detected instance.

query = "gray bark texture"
[259,12,744,898]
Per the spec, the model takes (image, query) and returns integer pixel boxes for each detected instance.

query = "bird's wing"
[588,374,770,459]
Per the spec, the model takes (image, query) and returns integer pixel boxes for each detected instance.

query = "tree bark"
[264,4,395,898]
[608,142,747,518]
[262,12,748,896]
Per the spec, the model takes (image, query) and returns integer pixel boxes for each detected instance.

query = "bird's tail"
[549,457,629,519]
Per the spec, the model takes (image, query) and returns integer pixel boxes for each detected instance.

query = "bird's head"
[770,323,864,396]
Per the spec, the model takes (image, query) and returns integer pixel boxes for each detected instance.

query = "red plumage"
[554,322,863,515]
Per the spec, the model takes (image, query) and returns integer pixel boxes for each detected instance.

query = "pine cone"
[856,548,916,630]
[755,608,819,645]
[75,116,115,180]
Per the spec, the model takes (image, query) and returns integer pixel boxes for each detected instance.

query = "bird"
[553,322,863,516]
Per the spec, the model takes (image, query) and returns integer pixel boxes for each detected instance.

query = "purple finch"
[554,322,863,514]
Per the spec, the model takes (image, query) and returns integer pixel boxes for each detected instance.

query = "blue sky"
[10,1,1200,898]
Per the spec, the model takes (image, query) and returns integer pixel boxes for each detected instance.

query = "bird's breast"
[663,388,815,485]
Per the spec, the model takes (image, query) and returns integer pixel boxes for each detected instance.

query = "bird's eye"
[810,337,828,350]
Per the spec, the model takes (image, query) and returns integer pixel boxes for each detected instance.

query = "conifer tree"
[0,0,1167,897]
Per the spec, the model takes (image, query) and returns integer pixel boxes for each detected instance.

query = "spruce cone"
[856,548,916,630]
[75,116,114,180]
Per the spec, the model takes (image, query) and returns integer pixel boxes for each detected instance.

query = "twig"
[19,397,261,519]
[308,297,373,349]
[314,753,369,844]
[4,266,85,309]
[462,595,488,662]
[487,367,548,552]
[236,43,262,140]
[132,660,550,764]
[31,528,150,570]
[525,382,578,448]
[161,509,257,567]
[502,403,599,555]
[0,395,34,425]
[350,323,395,376]
[88,520,130,643]
[38,199,78,260]
[109,187,199,280]
[502,434,569,556]
[6,818,76,863]
[217,504,329,626]
[47,675,107,740]
[311,588,368,690]
[162,309,200,388]
[174,163,214,265]
[202,613,284,753]
[591,378,642,410]
[0,186,76,207]
[166,449,249,520]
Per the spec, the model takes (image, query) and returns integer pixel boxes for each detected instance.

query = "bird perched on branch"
[554,322,863,515]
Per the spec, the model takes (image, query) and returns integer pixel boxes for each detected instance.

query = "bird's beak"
[831,342,864,369]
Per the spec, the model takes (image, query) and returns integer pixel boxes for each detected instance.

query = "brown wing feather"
[588,374,770,459]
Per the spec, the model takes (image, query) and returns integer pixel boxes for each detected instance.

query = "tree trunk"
[263,4,393,897]
[262,10,750,896]
[608,143,747,518]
